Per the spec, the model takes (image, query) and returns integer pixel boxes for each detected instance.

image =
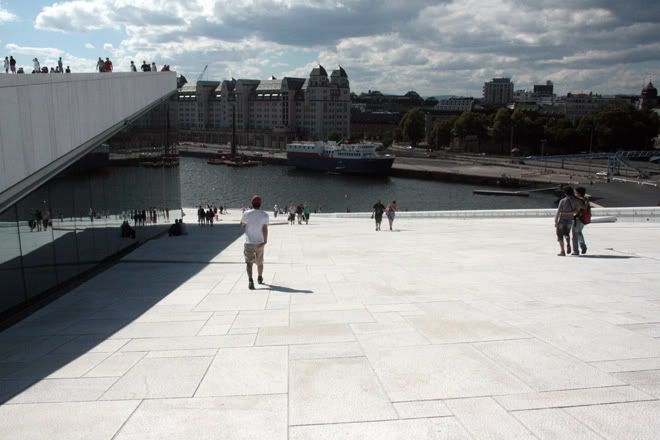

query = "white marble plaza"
[1,209,660,439]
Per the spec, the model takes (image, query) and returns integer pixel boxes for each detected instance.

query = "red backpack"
[580,200,591,224]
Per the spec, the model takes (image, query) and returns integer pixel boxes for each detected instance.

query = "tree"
[454,112,488,140]
[430,117,457,149]
[492,108,512,154]
[399,108,426,147]
[592,104,659,150]
[381,131,394,148]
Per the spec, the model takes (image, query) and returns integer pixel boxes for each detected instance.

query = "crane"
[196,65,208,82]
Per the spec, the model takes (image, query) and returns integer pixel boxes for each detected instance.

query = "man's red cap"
[251,195,262,207]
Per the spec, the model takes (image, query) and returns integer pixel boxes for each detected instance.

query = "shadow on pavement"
[579,255,638,259]
[265,284,314,294]
[0,223,243,405]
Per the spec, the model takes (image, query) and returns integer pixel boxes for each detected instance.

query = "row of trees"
[397,104,659,155]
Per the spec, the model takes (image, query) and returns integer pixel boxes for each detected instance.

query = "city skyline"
[1,1,660,97]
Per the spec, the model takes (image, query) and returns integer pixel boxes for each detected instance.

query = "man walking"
[571,187,590,255]
[372,199,385,231]
[240,195,269,290]
[3,57,8,74]
[555,186,578,256]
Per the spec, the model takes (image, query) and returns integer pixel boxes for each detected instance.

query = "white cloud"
[85,43,95,49]
[0,5,16,23]
[28,0,660,95]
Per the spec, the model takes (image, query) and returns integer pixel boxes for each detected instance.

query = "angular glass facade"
[0,144,181,319]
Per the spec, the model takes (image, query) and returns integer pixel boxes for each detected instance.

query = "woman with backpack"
[571,187,590,255]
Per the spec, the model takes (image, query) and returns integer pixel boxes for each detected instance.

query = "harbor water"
[180,157,556,212]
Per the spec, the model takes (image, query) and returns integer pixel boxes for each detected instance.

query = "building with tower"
[640,82,658,110]
[175,65,351,148]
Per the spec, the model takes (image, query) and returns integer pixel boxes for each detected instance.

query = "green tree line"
[419,104,659,154]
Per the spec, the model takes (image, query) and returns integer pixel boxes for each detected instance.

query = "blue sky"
[2,1,660,97]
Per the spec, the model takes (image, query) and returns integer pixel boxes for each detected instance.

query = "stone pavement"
[1,209,660,439]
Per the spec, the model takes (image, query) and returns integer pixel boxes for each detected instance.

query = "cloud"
[35,0,188,32]
[85,43,95,49]
[0,5,15,23]
[29,0,660,96]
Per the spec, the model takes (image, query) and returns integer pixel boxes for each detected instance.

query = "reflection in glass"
[17,186,58,298]
[0,206,25,311]
[73,175,95,273]
[49,178,79,284]
[90,174,110,262]
[1,138,181,316]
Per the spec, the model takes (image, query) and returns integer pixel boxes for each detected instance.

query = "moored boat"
[286,141,394,175]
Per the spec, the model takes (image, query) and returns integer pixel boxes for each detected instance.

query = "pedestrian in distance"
[9,56,16,73]
[385,200,397,231]
[65,66,71,73]
[3,57,8,74]
[273,203,278,218]
[97,57,104,72]
[57,57,63,73]
[372,199,385,231]
[555,186,579,256]
[32,58,40,74]
[571,186,591,255]
[287,203,296,225]
[303,204,311,224]
[151,62,157,72]
[130,61,137,72]
[240,195,269,290]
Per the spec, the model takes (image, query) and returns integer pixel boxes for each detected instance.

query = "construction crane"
[196,65,208,83]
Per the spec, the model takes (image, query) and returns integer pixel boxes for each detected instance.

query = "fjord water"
[181,157,555,212]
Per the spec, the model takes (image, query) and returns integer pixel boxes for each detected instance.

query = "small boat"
[208,155,261,167]
[473,189,529,197]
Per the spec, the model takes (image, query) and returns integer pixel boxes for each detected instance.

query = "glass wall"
[0,144,181,318]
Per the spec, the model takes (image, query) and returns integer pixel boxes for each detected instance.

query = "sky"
[1,0,659,97]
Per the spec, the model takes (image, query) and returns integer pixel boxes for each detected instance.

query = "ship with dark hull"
[286,141,394,175]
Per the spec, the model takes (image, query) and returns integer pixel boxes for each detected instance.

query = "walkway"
[1,210,660,439]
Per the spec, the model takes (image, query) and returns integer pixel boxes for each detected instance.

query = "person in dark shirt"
[554,186,578,256]
[372,200,385,231]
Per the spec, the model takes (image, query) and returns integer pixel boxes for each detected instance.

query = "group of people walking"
[127,207,168,227]
[555,186,591,256]
[281,203,311,225]
[197,205,225,226]
[3,55,170,75]
[3,56,70,74]
[129,60,170,72]
[372,200,397,231]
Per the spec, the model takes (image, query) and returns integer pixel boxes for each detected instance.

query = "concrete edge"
[311,207,660,219]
